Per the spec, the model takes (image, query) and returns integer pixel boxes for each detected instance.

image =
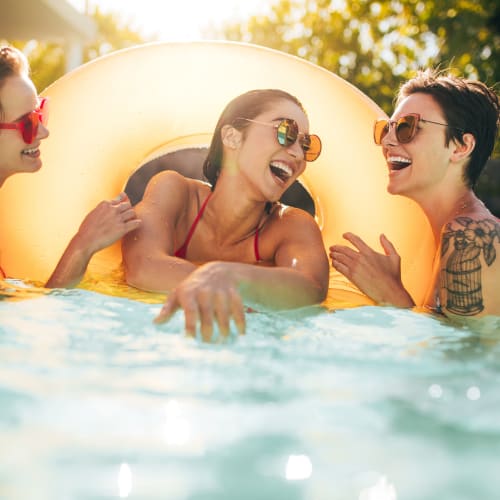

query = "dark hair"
[397,68,500,188]
[0,46,29,121]
[203,89,306,188]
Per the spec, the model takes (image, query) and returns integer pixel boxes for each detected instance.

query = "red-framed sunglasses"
[373,112,462,145]
[0,97,49,144]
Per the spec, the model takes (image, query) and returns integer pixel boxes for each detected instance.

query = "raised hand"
[330,232,414,307]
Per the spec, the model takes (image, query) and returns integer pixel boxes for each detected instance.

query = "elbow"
[314,281,328,305]
[122,253,150,290]
[313,267,329,304]
[299,277,328,307]
[123,268,142,290]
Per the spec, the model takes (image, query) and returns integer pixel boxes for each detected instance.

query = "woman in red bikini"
[122,89,329,339]
[0,45,141,287]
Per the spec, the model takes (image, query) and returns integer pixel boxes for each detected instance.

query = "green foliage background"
[3,0,499,213]
[4,7,144,93]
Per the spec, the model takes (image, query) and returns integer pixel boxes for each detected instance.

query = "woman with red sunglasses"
[0,45,141,287]
[330,69,500,327]
[122,89,329,340]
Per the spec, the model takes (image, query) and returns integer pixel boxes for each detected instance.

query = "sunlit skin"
[382,94,472,210]
[122,98,329,340]
[234,100,308,203]
[0,75,48,185]
[329,92,500,319]
[0,49,141,286]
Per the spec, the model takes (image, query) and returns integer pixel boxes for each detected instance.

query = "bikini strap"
[253,202,280,262]
[174,192,212,258]
[254,227,261,262]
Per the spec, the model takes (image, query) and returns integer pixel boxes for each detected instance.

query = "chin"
[24,159,43,173]
[386,181,397,195]
[387,179,406,196]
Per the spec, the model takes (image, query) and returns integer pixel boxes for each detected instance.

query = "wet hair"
[0,45,29,121]
[397,68,500,188]
[203,89,306,188]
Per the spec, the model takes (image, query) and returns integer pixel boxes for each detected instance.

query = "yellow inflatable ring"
[0,41,434,306]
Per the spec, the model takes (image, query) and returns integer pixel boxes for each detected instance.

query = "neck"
[207,184,269,241]
[418,188,476,242]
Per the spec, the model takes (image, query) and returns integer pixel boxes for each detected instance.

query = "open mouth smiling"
[269,160,293,183]
[21,146,40,158]
[387,155,411,171]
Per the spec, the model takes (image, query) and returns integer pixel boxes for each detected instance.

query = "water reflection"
[285,454,312,480]
[428,383,443,399]
[358,475,397,500]
[164,399,192,447]
[466,385,481,401]
[118,463,132,498]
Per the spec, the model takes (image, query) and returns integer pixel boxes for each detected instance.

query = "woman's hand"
[154,262,246,341]
[329,232,414,307]
[75,192,141,254]
[45,193,141,288]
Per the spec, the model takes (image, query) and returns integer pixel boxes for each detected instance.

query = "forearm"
[222,261,327,308]
[376,283,415,308]
[154,260,328,335]
[123,252,197,292]
[45,235,94,288]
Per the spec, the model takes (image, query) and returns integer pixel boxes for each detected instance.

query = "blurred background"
[1,0,499,214]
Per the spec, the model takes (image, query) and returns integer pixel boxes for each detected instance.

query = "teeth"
[388,156,411,164]
[270,161,292,177]
[22,147,38,155]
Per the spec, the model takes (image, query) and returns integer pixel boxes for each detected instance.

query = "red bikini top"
[174,192,261,261]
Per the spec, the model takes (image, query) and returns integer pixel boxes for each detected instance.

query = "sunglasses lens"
[373,120,389,146]
[38,97,49,125]
[303,135,322,162]
[23,111,40,144]
[21,113,39,144]
[395,115,416,143]
[277,119,298,147]
[373,115,418,145]
[277,119,321,162]
[374,120,389,145]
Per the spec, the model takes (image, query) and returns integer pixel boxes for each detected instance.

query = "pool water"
[1,284,499,500]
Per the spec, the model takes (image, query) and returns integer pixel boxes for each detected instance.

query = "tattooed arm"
[437,216,500,318]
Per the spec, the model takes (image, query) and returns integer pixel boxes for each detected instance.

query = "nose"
[37,122,50,141]
[285,138,304,161]
[381,121,398,147]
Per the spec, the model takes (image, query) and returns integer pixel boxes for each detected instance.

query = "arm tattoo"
[440,217,499,315]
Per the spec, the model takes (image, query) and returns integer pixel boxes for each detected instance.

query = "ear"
[450,132,475,163]
[221,124,242,149]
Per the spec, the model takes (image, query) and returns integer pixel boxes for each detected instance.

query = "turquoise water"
[1,286,499,500]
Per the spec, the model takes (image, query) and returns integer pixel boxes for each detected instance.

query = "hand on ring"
[75,192,141,254]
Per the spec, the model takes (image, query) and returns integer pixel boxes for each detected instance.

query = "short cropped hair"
[397,69,500,188]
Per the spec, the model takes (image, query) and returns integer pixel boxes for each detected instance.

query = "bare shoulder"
[270,204,320,231]
[142,170,209,210]
[267,204,325,252]
[143,170,191,201]
[439,208,500,318]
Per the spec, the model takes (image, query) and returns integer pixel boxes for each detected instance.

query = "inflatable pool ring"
[0,41,435,307]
